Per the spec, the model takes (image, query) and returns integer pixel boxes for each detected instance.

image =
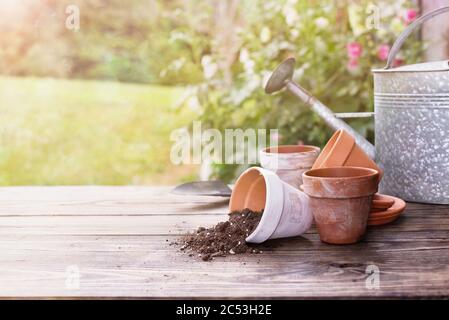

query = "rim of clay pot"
[311,130,354,169]
[229,167,284,243]
[260,145,320,171]
[302,166,379,198]
[262,145,320,155]
[305,166,378,179]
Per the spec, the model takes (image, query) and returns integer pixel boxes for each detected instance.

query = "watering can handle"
[385,6,449,69]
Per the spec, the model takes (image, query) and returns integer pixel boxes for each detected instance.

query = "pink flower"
[377,44,390,61]
[403,8,418,24]
[346,42,363,59]
[347,57,359,71]
[270,132,282,143]
[393,58,404,67]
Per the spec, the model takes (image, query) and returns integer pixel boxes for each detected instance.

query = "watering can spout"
[265,57,376,160]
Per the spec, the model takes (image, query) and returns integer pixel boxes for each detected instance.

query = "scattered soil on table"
[177,208,265,261]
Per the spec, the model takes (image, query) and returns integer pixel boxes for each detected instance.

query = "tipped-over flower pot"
[229,167,313,243]
[302,166,379,244]
[312,130,383,180]
[260,145,320,189]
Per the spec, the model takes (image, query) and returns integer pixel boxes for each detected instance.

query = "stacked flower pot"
[230,129,406,245]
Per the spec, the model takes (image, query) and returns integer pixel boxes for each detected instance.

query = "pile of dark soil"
[179,208,263,261]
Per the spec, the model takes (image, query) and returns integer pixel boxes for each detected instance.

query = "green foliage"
[0,0,206,85]
[192,0,423,182]
[70,0,207,84]
[0,1,424,185]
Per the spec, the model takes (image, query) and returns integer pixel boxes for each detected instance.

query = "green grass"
[0,76,198,185]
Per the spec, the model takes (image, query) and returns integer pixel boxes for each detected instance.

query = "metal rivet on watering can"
[265,57,376,160]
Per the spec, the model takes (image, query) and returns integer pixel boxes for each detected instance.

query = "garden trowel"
[171,180,232,197]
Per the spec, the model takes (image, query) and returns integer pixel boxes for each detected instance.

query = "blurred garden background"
[0,0,444,185]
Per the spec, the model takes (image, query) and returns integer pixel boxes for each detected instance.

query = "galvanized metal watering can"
[266,6,449,204]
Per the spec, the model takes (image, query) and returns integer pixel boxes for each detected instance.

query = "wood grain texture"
[0,186,448,299]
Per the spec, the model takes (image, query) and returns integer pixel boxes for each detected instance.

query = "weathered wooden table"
[0,186,448,299]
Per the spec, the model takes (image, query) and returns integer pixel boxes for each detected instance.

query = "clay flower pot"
[229,167,313,243]
[302,166,379,244]
[260,145,320,189]
[312,129,383,180]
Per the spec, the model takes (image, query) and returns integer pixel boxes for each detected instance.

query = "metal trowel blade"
[171,181,232,197]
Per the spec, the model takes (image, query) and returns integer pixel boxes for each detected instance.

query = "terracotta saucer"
[371,193,395,210]
[368,195,406,226]
[368,215,401,226]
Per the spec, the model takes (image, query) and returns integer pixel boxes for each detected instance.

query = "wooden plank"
[0,215,226,235]
[0,186,228,216]
[0,208,448,235]
[0,235,449,298]
[0,187,448,298]
[422,0,449,61]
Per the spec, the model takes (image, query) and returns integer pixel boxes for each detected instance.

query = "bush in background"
[0,0,423,184]
[187,0,422,182]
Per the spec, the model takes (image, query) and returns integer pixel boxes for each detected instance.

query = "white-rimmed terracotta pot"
[229,167,313,244]
[260,145,320,189]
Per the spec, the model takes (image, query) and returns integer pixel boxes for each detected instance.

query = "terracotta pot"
[229,167,313,243]
[302,166,379,244]
[260,145,320,189]
[312,130,383,180]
